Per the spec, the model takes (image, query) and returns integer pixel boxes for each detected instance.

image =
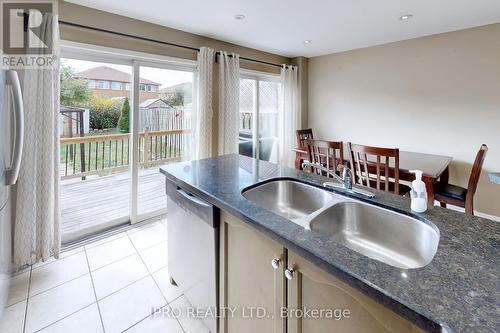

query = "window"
[147,85,158,92]
[97,80,110,89]
[139,83,146,91]
[87,79,96,89]
[125,83,131,91]
[111,81,122,90]
[239,73,281,163]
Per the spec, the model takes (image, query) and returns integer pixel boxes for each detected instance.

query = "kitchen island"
[160,154,499,333]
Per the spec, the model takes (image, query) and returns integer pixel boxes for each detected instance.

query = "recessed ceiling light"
[234,14,246,20]
[303,40,312,44]
[399,14,413,21]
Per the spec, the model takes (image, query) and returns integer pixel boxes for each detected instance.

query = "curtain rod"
[215,51,294,69]
[59,20,287,69]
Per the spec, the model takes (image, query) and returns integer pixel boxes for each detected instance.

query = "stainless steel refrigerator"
[0,69,24,317]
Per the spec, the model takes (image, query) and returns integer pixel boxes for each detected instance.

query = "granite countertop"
[160,154,500,333]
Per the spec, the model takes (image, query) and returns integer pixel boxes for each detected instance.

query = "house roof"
[139,98,170,108]
[60,106,86,113]
[76,66,160,85]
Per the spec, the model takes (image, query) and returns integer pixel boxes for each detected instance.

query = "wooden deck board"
[61,169,166,240]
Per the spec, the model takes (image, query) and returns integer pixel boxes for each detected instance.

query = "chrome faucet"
[302,161,345,184]
[301,162,374,198]
[341,164,353,190]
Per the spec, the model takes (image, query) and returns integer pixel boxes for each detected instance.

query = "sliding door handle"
[5,70,24,185]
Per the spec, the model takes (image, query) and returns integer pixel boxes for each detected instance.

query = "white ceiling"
[66,0,500,58]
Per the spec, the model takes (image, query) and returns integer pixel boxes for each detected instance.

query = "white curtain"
[279,65,300,167]
[218,51,240,155]
[195,47,215,159]
[14,14,61,268]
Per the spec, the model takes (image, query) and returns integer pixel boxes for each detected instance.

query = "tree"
[163,90,184,107]
[89,96,121,130]
[60,65,91,107]
[117,97,130,133]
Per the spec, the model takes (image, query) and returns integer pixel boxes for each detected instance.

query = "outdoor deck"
[60,168,166,242]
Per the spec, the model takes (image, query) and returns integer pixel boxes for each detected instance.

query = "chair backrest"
[348,143,401,194]
[305,140,344,177]
[296,129,314,149]
[466,144,488,202]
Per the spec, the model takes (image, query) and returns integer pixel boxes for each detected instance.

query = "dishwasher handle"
[176,187,211,208]
[167,180,217,228]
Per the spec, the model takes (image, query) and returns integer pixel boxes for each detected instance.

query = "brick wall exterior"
[90,88,159,102]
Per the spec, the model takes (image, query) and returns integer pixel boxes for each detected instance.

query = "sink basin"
[309,201,439,269]
[243,179,440,269]
[242,180,334,220]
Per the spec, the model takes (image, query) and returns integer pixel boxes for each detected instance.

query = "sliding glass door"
[60,44,196,242]
[239,72,281,163]
[59,57,132,243]
[135,64,194,219]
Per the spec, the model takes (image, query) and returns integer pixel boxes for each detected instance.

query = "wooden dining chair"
[435,144,488,215]
[348,143,411,195]
[296,129,314,149]
[305,139,344,178]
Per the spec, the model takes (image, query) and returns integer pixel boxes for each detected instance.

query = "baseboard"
[435,201,500,222]
[474,211,500,222]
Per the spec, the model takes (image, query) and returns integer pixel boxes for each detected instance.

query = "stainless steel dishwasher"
[166,179,218,333]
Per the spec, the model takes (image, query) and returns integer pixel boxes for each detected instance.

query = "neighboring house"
[160,82,192,105]
[76,66,161,102]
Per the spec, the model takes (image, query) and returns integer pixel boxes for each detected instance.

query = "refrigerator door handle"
[5,70,24,186]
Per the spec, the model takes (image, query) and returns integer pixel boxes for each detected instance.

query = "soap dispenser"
[410,170,428,213]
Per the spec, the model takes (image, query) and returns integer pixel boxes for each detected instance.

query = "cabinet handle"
[271,258,281,269]
[285,268,295,280]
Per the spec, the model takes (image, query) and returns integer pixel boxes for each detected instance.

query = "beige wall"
[308,24,500,218]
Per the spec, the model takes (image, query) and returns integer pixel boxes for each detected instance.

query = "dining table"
[294,145,453,206]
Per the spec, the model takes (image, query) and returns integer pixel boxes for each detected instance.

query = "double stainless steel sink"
[242,179,440,269]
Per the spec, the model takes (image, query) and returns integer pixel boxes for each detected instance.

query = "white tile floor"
[0,219,209,333]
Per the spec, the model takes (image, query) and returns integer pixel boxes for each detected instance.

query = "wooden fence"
[60,129,191,180]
